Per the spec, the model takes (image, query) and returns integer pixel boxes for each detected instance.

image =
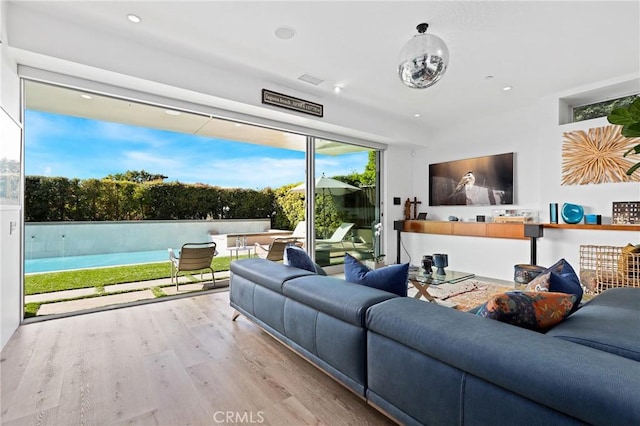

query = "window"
[572,94,639,123]
[22,79,382,318]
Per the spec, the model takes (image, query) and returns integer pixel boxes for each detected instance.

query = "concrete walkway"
[27,271,231,316]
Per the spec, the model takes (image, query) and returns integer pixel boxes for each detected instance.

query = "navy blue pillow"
[284,245,326,275]
[344,253,409,296]
[546,258,583,307]
[525,258,582,311]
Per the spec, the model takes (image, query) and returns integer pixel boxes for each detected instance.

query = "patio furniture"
[168,242,217,290]
[254,237,301,262]
[271,221,306,242]
[316,222,355,249]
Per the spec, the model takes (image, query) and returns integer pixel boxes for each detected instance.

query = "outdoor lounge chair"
[168,242,218,290]
[254,237,302,262]
[316,222,355,249]
[271,221,307,246]
[291,221,306,240]
[271,221,306,240]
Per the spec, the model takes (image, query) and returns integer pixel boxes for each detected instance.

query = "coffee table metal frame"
[409,270,475,303]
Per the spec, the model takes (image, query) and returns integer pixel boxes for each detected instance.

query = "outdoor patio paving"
[27,272,231,316]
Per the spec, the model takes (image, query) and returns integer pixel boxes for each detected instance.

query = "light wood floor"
[1,292,394,426]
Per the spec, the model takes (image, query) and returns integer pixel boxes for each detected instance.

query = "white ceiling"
[6,1,640,137]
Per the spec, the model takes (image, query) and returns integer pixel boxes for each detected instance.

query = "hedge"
[25,176,376,234]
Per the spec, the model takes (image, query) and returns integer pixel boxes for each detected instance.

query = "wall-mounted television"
[429,152,514,206]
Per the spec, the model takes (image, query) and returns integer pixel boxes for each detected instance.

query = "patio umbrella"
[290,174,360,238]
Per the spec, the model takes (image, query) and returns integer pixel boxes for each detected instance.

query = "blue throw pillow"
[525,258,583,311]
[344,253,409,296]
[284,245,326,275]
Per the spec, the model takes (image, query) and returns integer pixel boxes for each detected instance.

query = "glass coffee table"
[409,270,475,307]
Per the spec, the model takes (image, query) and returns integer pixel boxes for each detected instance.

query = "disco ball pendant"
[398,23,450,89]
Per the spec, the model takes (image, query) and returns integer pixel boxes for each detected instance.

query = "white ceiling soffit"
[24,80,367,155]
[11,1,640,135]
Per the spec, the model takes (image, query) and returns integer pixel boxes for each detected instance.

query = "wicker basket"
[579,245,640,294]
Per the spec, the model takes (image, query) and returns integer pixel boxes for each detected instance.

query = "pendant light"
[398,23,450,89]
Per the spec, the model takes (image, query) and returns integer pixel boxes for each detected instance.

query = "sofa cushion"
[525,258,582,309]
[476,291,577,332]
[546,287,640,361]
[283,274,398,327]
[344,253,409,297]
[283,245,326,275]
[230,258,314,293]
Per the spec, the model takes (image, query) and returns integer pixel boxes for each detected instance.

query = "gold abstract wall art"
[562,125,640,185]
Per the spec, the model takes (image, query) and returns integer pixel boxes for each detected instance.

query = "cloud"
[121,151,182,172]
[93,121,171,148]
[175,156,306,188]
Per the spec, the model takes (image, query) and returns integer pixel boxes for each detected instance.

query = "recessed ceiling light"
[234,123,242,127]
[333,85,342,94]
[274,26,296,40]
[503,86,513,91]
[414,113,421,118]
[80,94,92,100]
[127,14,142,24]
[165,110,181,116]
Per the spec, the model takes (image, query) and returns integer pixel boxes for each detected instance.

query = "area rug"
[423,280,515,312]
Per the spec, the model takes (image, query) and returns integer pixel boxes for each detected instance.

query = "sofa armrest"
[230,258,314,293]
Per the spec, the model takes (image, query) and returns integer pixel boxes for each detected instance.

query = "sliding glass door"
[313,139,380,268]
[22,78,381,319]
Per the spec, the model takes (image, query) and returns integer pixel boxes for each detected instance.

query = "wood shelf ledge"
[401,220,528,240]
[541,223,640,231]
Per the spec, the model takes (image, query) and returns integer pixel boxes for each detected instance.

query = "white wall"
[405,77,640,281]
[382,145,414,264]
[0,0,23,350]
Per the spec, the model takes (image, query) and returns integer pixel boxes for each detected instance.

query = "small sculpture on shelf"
[404,197,422,220]
[404,198,411,220]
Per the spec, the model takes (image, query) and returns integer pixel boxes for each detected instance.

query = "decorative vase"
[433,253,448,276]
[422,255,433,275]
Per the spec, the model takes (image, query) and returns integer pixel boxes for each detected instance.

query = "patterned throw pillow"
[525,272,551,292]
[477,291,577,332]
[344,253,409,297]
[524,259,582,310]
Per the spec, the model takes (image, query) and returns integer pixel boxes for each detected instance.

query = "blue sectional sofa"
[229,258,640,425]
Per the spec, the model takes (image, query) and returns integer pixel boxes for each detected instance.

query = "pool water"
[25,249,170,274]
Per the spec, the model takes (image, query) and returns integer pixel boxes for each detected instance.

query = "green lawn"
[25,256,236,295]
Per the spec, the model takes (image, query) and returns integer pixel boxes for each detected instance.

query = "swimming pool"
[25,249,170,274]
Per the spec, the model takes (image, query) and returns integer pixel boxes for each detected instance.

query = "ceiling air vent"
[298,74,324,86]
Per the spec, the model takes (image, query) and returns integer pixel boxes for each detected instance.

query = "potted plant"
[607,97,640,175]
[365,222,385,269]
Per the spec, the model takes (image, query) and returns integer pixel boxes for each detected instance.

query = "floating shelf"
[395,220,639,266]
[542,223,640,231]
[401,220,528,240]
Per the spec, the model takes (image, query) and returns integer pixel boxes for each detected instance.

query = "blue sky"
[25,111,369,189]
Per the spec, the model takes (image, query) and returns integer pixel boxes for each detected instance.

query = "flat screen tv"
[429,152,514,206]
